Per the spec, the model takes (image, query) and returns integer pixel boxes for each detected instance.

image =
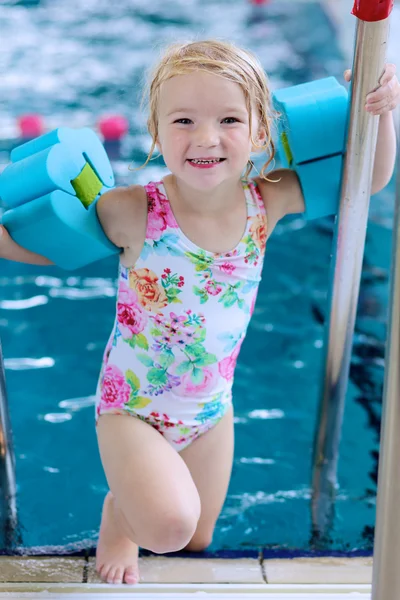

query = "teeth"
[190,159,221,164]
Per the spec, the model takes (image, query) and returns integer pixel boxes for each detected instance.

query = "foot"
[96,491,140,585]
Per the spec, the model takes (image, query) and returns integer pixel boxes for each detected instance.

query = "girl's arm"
[0,225,53,265]
[346,63,399,195]
[0,184,147,267]
[259,64,399,225]
[371,111,397,194]
[95,185,147,250]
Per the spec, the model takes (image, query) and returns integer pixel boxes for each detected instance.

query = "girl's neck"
[163,174,244,216]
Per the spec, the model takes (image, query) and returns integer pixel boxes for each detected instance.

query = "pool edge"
[0,555,372,585]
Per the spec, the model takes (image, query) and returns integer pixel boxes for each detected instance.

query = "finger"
[366,78,399,104]
[366,92,399,114]
[379,63,396,86]
[344,69,352,82]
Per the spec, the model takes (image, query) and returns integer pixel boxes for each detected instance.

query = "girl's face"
[156,71,263,190]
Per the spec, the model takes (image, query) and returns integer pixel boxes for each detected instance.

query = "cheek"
[226,129,252,153]
[163,130,188,154]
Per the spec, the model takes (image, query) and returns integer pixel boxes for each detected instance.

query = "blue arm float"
[272,76,348,220]
[0,127,120,270]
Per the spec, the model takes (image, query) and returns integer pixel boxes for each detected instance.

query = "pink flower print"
[225,249,238,258]
[170,312,186,326]
[101,364,131,408]
[218,343,242,382]
[166,316,186,345]
[117,283,148,338]
[175,433,199,446]
[145,183,177,240]
[148,411,184,435]
[153,314,164,326]
[220,262,236,275]
[181,366,218,395]
[205,281,223,296]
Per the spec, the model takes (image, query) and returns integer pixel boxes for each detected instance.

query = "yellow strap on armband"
[71,162,103,209]
[280,131,293,167]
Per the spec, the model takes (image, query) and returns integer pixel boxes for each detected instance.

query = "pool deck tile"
[264,557,373,584]
[0,555,373,587]
[0,556,85,583]
[87,555,265,584]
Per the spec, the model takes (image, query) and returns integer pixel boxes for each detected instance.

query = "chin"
[187,177,226,191]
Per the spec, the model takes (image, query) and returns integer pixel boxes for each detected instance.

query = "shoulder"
[96,184,147,249]
[253,170,305,235]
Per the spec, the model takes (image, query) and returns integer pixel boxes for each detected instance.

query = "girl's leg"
[96,413,201,584]
[179,405,234,551]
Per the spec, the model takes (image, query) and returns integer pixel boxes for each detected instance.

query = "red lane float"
[17,114,45,138]
[11,115,130,142]
[250,0,271,5]
[352,0,394,22]
[97,115,129,141]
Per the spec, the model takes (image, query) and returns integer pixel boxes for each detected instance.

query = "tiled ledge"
[0,555,372,585]
[0,557,85,583]
[88,556,264,584]
[264,557,372,584]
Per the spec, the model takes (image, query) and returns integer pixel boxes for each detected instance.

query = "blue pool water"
[0,0,398,555]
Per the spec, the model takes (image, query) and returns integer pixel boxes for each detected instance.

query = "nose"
[194,124,219,148]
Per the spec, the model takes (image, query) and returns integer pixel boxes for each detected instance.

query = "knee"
[147,509,200,554]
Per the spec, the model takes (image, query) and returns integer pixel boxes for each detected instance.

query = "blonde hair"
[141,39,277,179]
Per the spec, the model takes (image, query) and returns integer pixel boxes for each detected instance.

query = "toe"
[98,564,108,582]
[113,567,124,585]
[101,565,113,583]
[124,566,139,584]
[106,566,118,584]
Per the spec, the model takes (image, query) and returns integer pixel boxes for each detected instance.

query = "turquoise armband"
[273,76,348,220]
[0,127,120,270]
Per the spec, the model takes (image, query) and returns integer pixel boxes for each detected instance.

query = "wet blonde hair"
[141,39,277,179]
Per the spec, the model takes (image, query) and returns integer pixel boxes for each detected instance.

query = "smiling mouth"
[187,158,226,165]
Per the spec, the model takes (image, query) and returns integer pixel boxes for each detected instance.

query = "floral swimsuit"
[95,179,267,451]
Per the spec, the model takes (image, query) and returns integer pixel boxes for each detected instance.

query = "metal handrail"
[371,116,400,600]
[311,5,392,540]
[0,336,18,549]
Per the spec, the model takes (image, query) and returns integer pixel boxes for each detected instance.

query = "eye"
[222,117,240,124]
[173,118,193,124]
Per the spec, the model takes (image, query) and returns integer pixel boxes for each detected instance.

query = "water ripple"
[49,287,115,299]
[4,357,54,370]
[225,488,312,515]
[248,409,285,420]
[43,413,72,423]
[0,295,48,309]
[58,396,96,411]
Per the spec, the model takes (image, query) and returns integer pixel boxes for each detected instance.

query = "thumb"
[344,69,352,82]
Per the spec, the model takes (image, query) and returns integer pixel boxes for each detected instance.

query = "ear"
[251,126,267,153]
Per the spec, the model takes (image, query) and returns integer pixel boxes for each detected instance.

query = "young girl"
[0,40,399,586]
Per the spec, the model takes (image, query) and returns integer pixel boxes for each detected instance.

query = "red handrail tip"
[352,0,394,22]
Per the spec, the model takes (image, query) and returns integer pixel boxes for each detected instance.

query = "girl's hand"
[344,63,400,115]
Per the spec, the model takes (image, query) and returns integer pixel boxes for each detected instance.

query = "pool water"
[0,0,398,554]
